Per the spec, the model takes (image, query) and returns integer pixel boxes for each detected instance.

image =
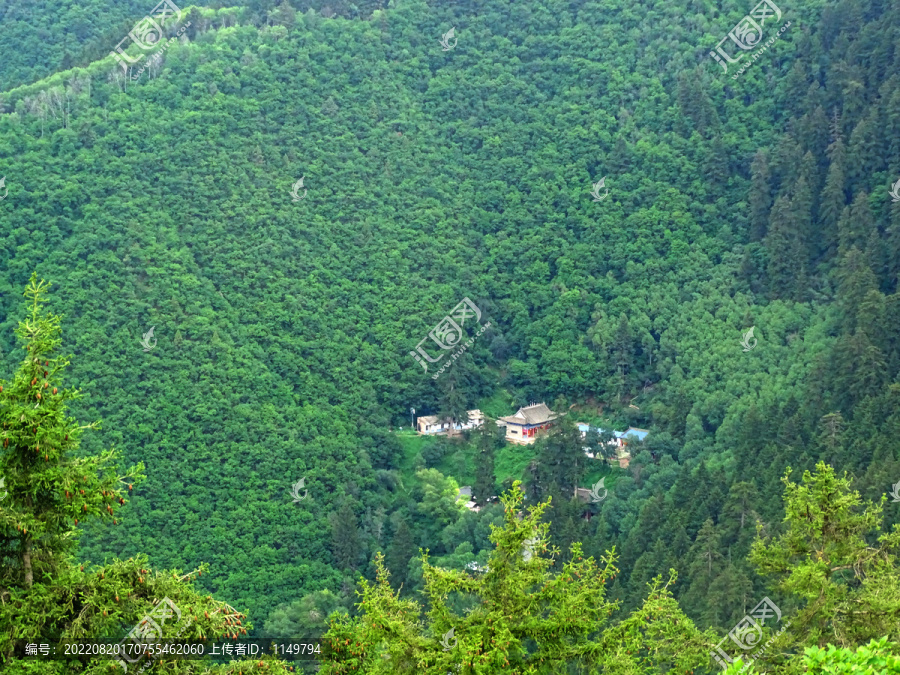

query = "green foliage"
[2,0,900,668]
[264,590,350,639]
[320,483,714,674]
[802,638,900,674]
[0,275,292,674]
[748,462,900,665]
[0,273,145,590]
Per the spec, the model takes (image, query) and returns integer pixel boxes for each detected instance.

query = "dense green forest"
[2,0,900,672]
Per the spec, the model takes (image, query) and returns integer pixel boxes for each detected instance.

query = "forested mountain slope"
[0,0,390,91]
[1,0,899,649]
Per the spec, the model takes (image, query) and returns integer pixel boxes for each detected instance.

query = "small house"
[456,485,480,512]
[416,409,484,435]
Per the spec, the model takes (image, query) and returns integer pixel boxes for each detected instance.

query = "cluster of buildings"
[414,402,648,468]
[415,402,648,521]
[415,409,484,434]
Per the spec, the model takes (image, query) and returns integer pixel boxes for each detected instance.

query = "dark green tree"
[330,501,362,571]
[819,136,847,260]
[472,418,499,506]
[749,150,772,242]
[749,462,900,670]
[437,369,469,439]
[385,517,417,592]
[766,195,801,300]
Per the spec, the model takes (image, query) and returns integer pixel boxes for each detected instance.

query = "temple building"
[496,402,562,445]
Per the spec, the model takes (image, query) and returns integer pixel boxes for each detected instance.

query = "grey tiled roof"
[499,402,559,426]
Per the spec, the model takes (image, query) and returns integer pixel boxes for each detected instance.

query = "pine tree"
[765,195,800,300]
[533,415,587,498]
[385,517,417,592]
[721,481,760,544]
[780,61,808,118]
[611,313,633,403]
[866,224,886,289]
[770,134,804,191]
[748,150,772,241]
[472,419,498,505]
[819,136,847,260]
[320,483,716,674]
[264,590,349,639]
[838,191,874,258]
[0,274,289,673]
[437,369,469,438]
[330,501,362,571]
[607,135,632,175]
[792,158,815,262]
[846,112,879,193]
[705,560,753,631]
[0,274,146,589]
[687,518,723,584]
[835,246,879,334]
[749,462,900,664]
[797,105,830,169]
[834,331,888,411]
[816,412,845,467]
[703,135,730,189]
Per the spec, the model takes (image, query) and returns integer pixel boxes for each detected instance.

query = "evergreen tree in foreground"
[746,462,900,674]
[0,274,291,674]
[320,482,715,674]
[718,462,900,675]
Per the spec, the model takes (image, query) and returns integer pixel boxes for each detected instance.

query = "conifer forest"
[2,0,900,673]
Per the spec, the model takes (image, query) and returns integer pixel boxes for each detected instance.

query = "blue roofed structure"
[576,424,649,444]
[620,427,649,442]
[576,424,649,469]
